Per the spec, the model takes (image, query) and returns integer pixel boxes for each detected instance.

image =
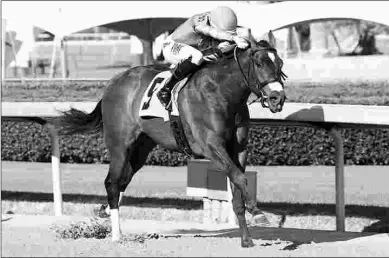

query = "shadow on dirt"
[169,226,378,249]
[1,217,13,222]
[363,219,389,233]
[2,190,388,219]
[1,190,202,210]
[257,202,389,220]
[3,190,388,251]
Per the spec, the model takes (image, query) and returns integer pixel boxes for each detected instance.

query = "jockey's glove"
[218,41,236,53]
[233,36,250,49]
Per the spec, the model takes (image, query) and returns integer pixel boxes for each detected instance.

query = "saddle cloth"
[139,71,189,121]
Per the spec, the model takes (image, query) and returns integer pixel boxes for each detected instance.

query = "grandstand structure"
[2,1,389,80]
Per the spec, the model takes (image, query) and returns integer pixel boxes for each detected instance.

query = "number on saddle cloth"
[141,76,166,111]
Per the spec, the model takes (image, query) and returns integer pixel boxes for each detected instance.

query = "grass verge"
[2,79,389,106]
[51,217,163,244]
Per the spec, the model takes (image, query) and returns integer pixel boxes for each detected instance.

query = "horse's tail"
[54,100,103,136]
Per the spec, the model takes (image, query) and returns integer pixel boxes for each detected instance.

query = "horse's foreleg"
[230,125,254,247]
[205,139,258,248]
[233,126,270,232]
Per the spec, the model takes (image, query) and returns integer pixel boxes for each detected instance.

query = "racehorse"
[53,31,287,248]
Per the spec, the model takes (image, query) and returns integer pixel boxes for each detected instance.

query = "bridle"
[233,45,287,108]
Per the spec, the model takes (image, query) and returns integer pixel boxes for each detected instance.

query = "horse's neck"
[190,49,253,105]
[220,51,252,104]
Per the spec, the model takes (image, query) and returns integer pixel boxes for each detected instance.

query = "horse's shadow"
[1,190,202,210]
[363,219,389,233]
[3,190,388,249]
[285,104,325,123]
[282,104,332,130]
[3,190,388,219]
[167,225,384,251]
[168,226,378,245]
[251,104,329,129]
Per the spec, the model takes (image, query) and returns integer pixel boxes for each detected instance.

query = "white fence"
[2,101,389,231]
[2,102,96,216]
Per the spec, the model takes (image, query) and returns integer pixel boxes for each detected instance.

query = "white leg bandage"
[110,209,121,241]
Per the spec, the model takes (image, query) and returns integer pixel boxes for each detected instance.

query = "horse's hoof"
[252,213,271,227]
[241,238,255,248]
[93,204,110,218]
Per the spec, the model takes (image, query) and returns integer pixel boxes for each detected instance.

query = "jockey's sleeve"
[192,13,235,42]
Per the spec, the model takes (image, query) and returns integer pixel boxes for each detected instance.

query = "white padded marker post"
[203,197,212,224]
[47,124,63,216]
[226,178,237,225]
[2,19,6,81]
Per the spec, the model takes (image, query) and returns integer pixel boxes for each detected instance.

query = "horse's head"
[237,31,287,113]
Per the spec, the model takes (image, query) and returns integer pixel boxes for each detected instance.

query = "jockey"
[157,5,251,109]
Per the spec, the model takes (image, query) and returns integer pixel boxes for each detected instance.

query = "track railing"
[2,101,389,231]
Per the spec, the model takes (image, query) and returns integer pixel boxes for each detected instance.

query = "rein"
[233,46,287,107]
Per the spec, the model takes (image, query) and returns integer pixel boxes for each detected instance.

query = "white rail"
[2,102,96,216]
[2,101,389,231]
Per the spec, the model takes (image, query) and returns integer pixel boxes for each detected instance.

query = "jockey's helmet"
[209,6,238,33]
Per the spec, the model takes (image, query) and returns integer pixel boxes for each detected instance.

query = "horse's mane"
[201,39,272,69]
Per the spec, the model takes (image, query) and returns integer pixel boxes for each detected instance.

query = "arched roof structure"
[3,1,251,40]
[3,1,389,78]
[3,1,389,40]
[246,1,389,36]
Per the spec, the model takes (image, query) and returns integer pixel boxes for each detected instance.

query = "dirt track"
[2,214,389,257]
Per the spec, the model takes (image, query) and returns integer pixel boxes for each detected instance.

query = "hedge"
[2,121,388,166]
[2,79,389,166]
[2,79,389,106]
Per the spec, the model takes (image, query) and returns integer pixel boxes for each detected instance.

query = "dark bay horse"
[54,31,287,248]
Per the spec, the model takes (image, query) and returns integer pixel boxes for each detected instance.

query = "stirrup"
[157,90,172,111]
[165,99,173,112]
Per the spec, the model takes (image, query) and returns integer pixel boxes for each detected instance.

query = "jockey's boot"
[157,59,200,110]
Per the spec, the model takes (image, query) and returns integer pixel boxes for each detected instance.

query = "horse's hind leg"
[104,123,142,241]
[125,133,156,181]
[97,147,131,218]
[118,133,156,192]
[98,133,156,217]
[104,146,127,241]
[106,132,156,241]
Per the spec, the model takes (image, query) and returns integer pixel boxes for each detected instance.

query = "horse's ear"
[249,38,257,49]
[237,27,256,48]
[268,30,276,48]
